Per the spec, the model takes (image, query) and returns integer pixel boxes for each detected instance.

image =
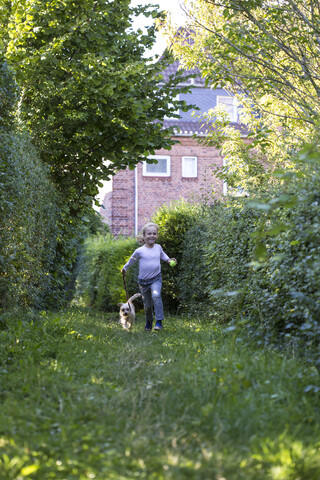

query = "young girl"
[121,222,177,331]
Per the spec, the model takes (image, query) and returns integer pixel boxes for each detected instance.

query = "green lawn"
[1,309,319,479]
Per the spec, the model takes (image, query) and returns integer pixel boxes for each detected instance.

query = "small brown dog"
[118,293,141,330]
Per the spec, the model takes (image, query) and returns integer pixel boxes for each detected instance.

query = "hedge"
[74,235,140,311]
[0,131,60,308]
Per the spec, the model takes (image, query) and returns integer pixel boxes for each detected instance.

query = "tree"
[162,0,320,193]
[0,56,18,129]
[168,0,320,127]
[0,1,194,307]
[3,0,190,209]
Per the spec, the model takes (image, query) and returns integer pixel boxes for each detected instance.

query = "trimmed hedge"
[74,235,140,311]
[0,131,60,308]
[0,59,65,309]
[152,199,201,311]
[178,200,259,320]
[176,149,320,362]
[0,57,90,311]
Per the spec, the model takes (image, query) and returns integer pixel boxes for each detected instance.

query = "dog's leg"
[128,293,141,303]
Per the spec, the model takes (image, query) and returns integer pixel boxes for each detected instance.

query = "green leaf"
[20,465,39,476]
[254,243,267,261]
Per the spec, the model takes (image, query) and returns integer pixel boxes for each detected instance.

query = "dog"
[118,293,141,330]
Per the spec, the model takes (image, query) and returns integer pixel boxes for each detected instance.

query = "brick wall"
[101,136,224,236]
[101,169,136,236]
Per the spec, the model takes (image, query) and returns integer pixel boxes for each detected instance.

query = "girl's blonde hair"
[137,222,160,244]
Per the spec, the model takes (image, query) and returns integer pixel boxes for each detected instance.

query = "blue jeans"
[138,274,164,325]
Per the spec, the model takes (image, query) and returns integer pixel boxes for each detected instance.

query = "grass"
[0,308,320,479]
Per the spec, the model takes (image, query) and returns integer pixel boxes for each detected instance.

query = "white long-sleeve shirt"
[123,244,169,280]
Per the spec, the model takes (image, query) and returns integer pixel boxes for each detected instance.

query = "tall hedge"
[74,235,140,311]
[0,58,61,309]
[0,131,60,308]
[245,153,320,349]
[0,57,91,311]
[176,148,320,362]
[152,200,201,311]
[178,200,259,320]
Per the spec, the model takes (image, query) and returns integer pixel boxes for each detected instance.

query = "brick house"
[100,60,242,236]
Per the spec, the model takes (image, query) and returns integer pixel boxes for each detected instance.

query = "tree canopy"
[162,0,320,193]
[168,0,320,127]
[2,0,189,208]
[0,0,193,308]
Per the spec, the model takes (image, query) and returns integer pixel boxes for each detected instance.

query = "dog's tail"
[129,293,141,303]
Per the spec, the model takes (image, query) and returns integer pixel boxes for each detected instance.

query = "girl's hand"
[168,258,177,265]
[121,268,126,275]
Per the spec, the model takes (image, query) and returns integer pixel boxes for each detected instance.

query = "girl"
[121,222,177,331]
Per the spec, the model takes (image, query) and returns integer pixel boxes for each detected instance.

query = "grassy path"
[1,309,320,479]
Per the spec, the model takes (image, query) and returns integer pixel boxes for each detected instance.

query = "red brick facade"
[101,136,224,236]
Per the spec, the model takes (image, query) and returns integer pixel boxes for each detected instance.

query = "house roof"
[163,119,210,136]
[160,48,247,137]
[163,119,245,137]
[160,59,205,86]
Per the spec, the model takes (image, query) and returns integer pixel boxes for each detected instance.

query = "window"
[182,156,197,178]
[143,155,171,177]
[217,96,238,122]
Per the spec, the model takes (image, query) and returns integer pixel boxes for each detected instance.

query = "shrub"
[178,199,259,320]
[244,151,320,356]
[75,235,139,311]
[177,145,320,362]
[151,200,202,311]
[0,131,60,308]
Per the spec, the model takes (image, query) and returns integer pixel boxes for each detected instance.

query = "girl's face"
[144,226,158,247]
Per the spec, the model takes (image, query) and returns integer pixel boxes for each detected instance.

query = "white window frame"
[217,95,238,122]
[182,156,198,178]
[143,155,171,177]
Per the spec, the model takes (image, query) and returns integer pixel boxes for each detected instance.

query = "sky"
[131,0,186,25]
[130,0,187,56]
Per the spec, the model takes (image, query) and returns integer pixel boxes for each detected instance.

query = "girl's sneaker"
[153,321,163,331]
[145,322,152,331]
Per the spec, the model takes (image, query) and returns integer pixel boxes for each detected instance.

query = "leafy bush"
[0,131,60,308]
[75,235,139,311]
[152,199,201,311]
[176,145,320,362]
[178,199,259,320]
[0,58,18,129]
[243,150,320,355]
